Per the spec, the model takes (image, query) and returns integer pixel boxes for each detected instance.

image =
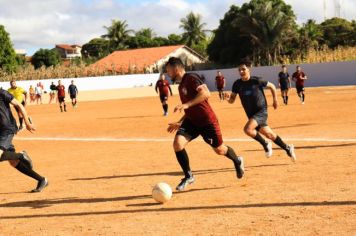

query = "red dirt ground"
[0,86,355,235]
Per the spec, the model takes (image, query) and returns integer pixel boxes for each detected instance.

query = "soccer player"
[0,88,48,192]
[7,80,28,131]
[49,82,57,104]
[155,73,172,116]
[68,80,79,108]
[278,65,291,105]
[57,80,66,112]
[165,57,244,191]
[225,60,296,161]
[215,71,225,101]
[292,65,308,104]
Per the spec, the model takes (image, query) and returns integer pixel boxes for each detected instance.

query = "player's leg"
[301,87,305,104]
[160,95,168,116]
[244,118,271,157]
[174,120,198,191]
[259,126,296,162]
[201,122,244,178]
[285,88,289,104]
[59,98,63,112]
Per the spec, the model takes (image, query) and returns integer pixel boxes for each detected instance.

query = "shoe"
[233,156,244,179]
[265,142,273,158]
[20,151,33,169]
[176,176,195,191]
[286,144,296,162]
[164,112,168,116]
[31,178,49,193]
[302,102,305,105]
[18,126,24,132]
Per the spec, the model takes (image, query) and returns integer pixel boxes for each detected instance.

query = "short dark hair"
[165,57,185,68]
[238,58,252,67]
[282,65,286,68]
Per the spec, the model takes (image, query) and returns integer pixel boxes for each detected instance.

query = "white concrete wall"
[0,61,355,93]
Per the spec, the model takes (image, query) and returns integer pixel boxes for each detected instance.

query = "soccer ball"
[152,182,172,203]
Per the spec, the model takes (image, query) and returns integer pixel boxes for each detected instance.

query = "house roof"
[89,45,204,73]
[56,44,75,51]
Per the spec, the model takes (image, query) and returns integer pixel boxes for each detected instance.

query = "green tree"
[320,17,354,48]
[0,25,18,73]
[180,12,209,47]
[82,38,110,59]
[31,49,61,69]
[102,19,133,51]
[167,34,183,45]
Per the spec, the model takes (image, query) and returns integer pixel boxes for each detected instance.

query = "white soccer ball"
[152,182,172,203]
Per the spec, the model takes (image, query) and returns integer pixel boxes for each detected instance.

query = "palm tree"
[102,19,133,51]
[135,28,156,39]
[180,12,209,47]
[299,19,323,51]
[234,1,295,65]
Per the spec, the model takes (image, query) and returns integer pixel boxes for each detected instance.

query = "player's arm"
[223,78,226,88]
[225,92,237,104]
[266,82,278,109]
[168,85,173,96]
[174,84,210,113]
[23,90,28,104]
[302,73,308,80]
[10,99,35,133]
[167,115,185,133]
[75,86,79,95]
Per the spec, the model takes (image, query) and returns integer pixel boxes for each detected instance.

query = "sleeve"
[258,78,268,88]
[1,90,14,104]
[232,81,239,94]
[188,74,203,91]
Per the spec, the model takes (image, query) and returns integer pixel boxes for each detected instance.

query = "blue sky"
[0,0,354,55]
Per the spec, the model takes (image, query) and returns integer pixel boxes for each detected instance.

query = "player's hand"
[224,92,230,100]
[26,123,36,133]
[174,104,189,113]
[273,99,278,109]
[167,122,181,133]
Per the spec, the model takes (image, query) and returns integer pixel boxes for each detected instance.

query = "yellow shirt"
[7,87,26,103]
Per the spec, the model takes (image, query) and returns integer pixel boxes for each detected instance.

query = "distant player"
[57,80,66,112]
[7,80,27,131]
[0,88,48,192]
[165,57,244,191]
[155,73,172,116]
[292,65,308,104]
[278,65,291,105]
[68,80,78,108]
[215,71,225,101]
[225,59,296,161]
[49,82,57,104]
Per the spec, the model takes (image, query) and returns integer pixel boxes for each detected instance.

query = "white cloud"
[0,0,354,55]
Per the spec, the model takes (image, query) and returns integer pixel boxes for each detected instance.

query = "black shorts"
[280,83,289,91]
[217,87,224,92]
[160,94,168,103]
[250,109,268,130]
[70,94,77,99]
[296,85,305,93]
[14,101,26,113]
[58,97,65,103]
[176,119,223,148]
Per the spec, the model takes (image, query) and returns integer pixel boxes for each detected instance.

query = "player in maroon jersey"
[165,57,244,191]
[215,71,225,101]
[155,73,173,116]
[56,80,67,112]
[292,66,308,104]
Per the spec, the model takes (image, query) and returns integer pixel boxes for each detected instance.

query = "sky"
[0,0,355,55]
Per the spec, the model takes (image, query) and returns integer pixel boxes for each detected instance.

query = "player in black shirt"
[68,80,78,108]
[278,65,291,105]
[0,89,48,192]
[225,60,296,161]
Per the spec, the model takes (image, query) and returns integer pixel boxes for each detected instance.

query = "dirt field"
[0,86,355,235]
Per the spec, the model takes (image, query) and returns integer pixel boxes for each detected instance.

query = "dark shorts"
[58,97,65,103]
[280,83,289,91]
[176,119,223,148]
[159,94,168,103]
[0,133,15,154]
[296,85,305,93]
[14,101,26,113]
[217,87,224,92]
[250,109,268,130]
[70,94,77,99]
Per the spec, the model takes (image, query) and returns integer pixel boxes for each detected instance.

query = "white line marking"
[14,137,356,142]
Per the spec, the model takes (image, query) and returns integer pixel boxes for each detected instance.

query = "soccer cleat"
[20,151,33,169]
[176,176,195,191]
[31,178,49,193]
[265,142,273,158]
[164,112,168,116]
[286,144,296,162]
[234,156,245,179]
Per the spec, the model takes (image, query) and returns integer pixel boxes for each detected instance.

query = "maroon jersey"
[292,71,306,87]
[179,73,218,126]
[57,85,65,97]
[155,79,170,96]
[215,75,225,89]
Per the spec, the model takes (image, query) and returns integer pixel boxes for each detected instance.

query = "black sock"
[175,149,192,178]
[225,146,241,164]
[60,106,63,112]
[302,94,305,102]
[15,161,43,181]
[64,105,67,111]
[163,104,168,113]
[254,133,268,151]
[0,151,22,161]
[286,96,289,104]
[19,118,23,127]
[273,136,288,150]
